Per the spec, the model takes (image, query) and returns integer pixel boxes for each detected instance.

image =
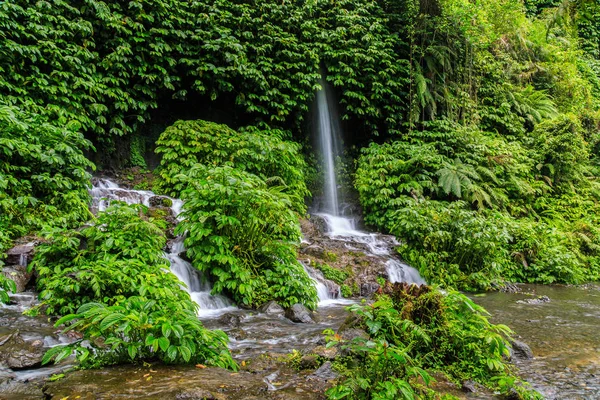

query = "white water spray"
[316,80,341,216]
[312,77,426,287]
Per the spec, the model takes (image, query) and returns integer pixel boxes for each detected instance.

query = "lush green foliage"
[355,0,600,289]
[314,262,350,285]
[0,274,16,304]
[31,202,188,315]
[155,120,309,211]
[32,202,234,368]
[44,297,235,369]
[0,0,410,149]
[0,105,94,252]
[176,165,318,309]
[326,284,541,399]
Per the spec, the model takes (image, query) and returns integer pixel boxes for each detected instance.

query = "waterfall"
[316,79,342,216]
[89,179,235,317]
[312,77,426,287]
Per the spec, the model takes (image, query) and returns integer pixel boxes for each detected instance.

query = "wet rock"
[43,365,270,399]
[2,265,33,293]
[311,346,338,360]
[175,388,225,399]
[461,380,478,393]
[0,365,16,384]
[0,332,45,369]
[338,328,368,343]
[309,362,338,381]
[360,282,380,297]
[0,380,45,399]
[259,301,285,316]
[218,313,242,328]
[1,265,33,293]
[285,304,315,324]
[299,355,320,370]
[308,214,329,235]
[149,195,173,208]
[510,339,534,360]
[517,295,550,305]
[5,243,36,267]
[229,328,248,341]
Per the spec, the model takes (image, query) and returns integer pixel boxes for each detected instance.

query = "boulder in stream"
[217,313,242,328]
[0,331,45,369]
[510,339,534,360]
[1,265,33,293]
[285,304,316,324]
[258,301,285,316]
[5,243,36,267]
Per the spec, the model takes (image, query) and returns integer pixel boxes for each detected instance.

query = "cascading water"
[312,78,426,287]
[316,80,342,216]
[90,178,235,317]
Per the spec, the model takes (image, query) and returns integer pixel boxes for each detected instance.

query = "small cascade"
[167,237,235,318]
[385,260,426,285]
[89,178,235,317]
[302,263,347,305]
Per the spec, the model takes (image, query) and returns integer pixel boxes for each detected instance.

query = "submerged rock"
[258,301,285,316]
[0,332,45,369]
[285,304,315,324]
[517,295,550,305]
[217,313,242,328]
[510,339,534,360]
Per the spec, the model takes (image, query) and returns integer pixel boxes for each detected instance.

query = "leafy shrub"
[155,120,309,212]
[177,164,318,309]
[391,200,512,290]
[326,283,541,399]
[355,141,442,229]
[34,202,235,368]
[31,202,191,315]
[0,105,94,250]
[44,297,235,369]
[0,274,16,304]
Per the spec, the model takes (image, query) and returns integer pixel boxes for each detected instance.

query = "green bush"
[326,284,541,399]
[0,274,16,304]
[0,105,94,251]
[45,297,235,369]
[31,202,190,315]
[155,120,309,212]
[177,164,318,309]
[314,262,350,285]
[34,202,235,368]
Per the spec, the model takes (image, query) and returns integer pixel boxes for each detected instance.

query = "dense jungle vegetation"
[0,0,599,398]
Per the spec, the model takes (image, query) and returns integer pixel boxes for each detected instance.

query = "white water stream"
[314,79,426,288]
[90,178,235,317]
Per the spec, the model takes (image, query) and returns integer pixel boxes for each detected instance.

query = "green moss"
[315,263,349,285]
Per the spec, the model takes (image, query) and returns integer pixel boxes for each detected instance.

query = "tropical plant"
[177,164,318,309]
[325,283,542,399]
[155,120,309,212]
[44,297,235,369]
[30,202,190,315]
